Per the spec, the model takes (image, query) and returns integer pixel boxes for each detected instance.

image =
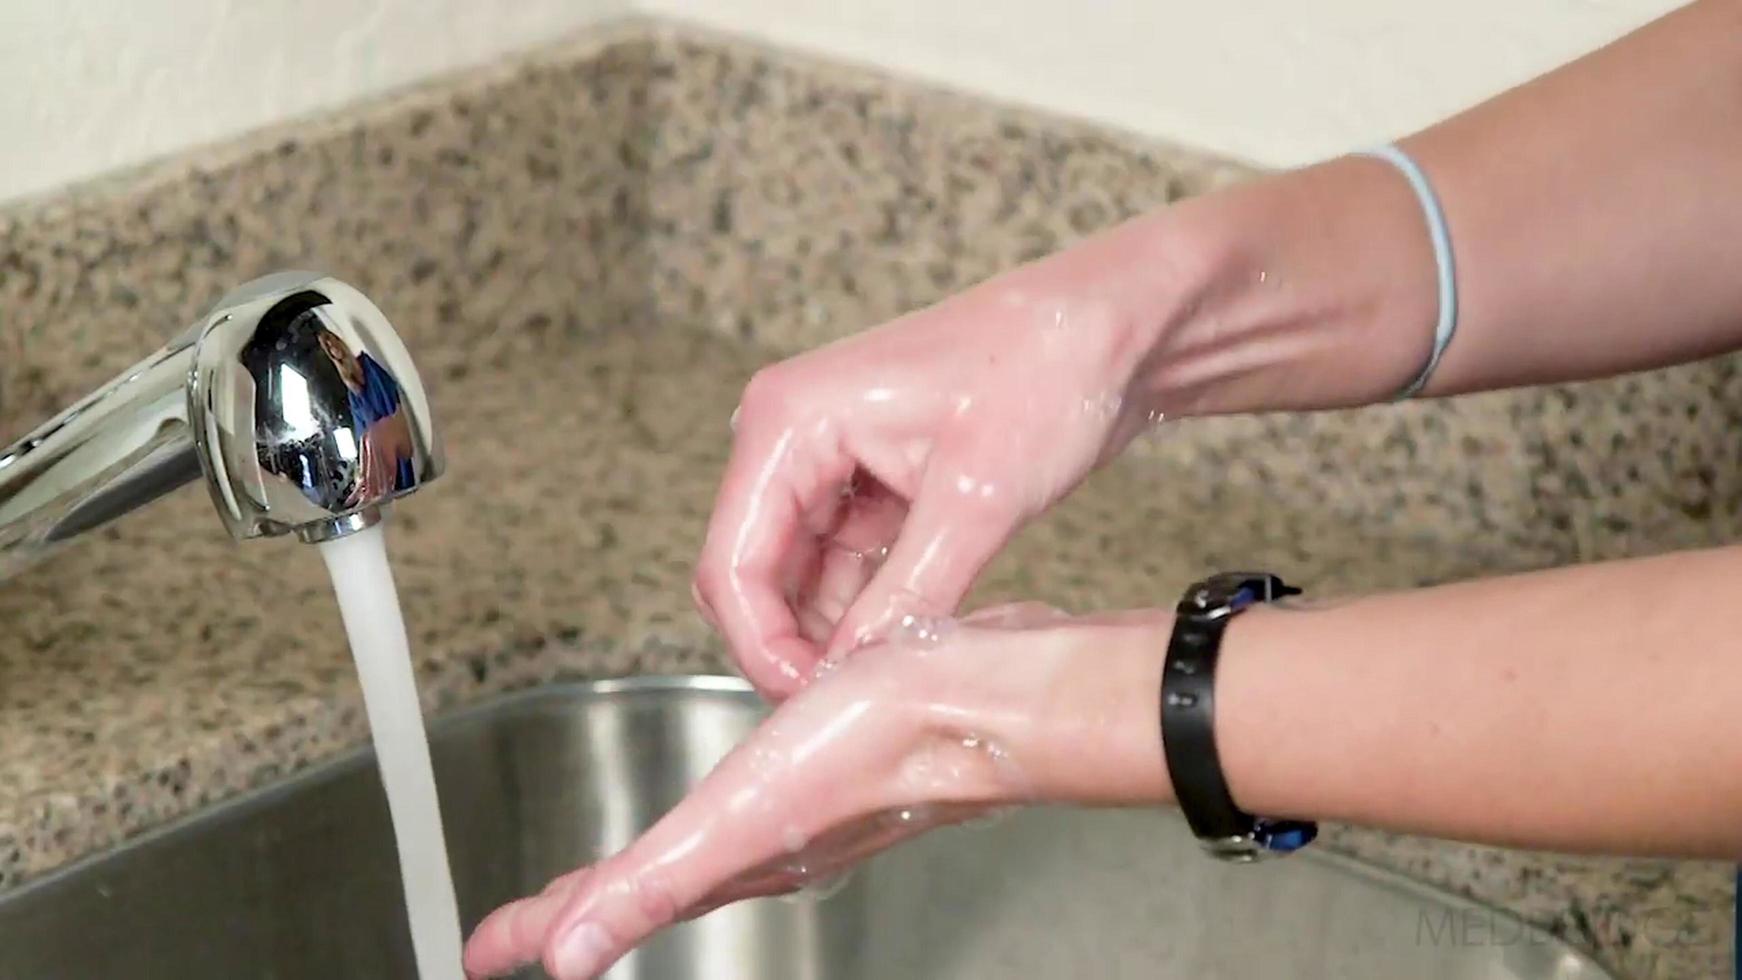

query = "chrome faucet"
[0,271,444,581]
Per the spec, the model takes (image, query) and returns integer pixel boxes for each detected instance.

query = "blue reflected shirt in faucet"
[347,352,415,493]
[348,352,402,430]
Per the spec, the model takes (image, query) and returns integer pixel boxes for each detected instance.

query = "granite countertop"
[0,19,1734,979]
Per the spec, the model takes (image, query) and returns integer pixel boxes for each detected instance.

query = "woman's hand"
[693,265,1184,698]
[347,409,417,505]
[461,605,1173,979]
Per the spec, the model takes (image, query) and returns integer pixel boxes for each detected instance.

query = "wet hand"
[347,410,416,506]
[346,429,394,506]
[693,278,1167,698]
[461,606,1173,979]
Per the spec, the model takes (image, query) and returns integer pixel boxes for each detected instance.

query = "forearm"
[1211,547,1742,858]
[966,1,1742,415]
[1402,0,1742,396]
[1178,0,1742,411]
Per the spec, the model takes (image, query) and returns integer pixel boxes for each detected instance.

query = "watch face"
[1180,573,1292,616]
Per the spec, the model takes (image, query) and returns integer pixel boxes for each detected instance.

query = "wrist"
[1212,602,1336,823]
[1136,156,1440,415]
[1012,612,1177,807]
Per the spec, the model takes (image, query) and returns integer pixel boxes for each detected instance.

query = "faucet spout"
[0,272,444,581]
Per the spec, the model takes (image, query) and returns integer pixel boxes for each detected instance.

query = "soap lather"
[0,271,444,581]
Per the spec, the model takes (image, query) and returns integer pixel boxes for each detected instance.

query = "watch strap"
[1161,573,1317,860]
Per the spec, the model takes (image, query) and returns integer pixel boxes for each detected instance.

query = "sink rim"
[0,674,1619,979]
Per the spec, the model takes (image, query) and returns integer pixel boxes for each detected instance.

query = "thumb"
[827,456,1025,656]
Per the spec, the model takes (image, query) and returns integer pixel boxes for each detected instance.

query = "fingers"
[795,546,879,646]
[518,794,967,979]
[463,870,590,978]
[794,487,907,648]
[464,802,753,978]
[686,800,990,918]
[463,629,1031,977]
[828,452,1025,656]
[693,403,857,697]
[533,772,843,976]
[681,869,814,920]
[466,685,883,978]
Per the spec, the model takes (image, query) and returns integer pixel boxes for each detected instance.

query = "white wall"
[0,0,1681,203]
[0,0,631,204]
[641,0,1678,166]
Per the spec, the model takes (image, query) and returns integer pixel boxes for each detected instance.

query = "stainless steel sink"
[0,676,1615,979]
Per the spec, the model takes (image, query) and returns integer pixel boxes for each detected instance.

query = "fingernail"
[553,922,614,978]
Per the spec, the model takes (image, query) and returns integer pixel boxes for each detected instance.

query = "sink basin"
[0,676,1614,979]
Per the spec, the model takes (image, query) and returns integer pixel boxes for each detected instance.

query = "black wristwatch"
[1161,572,1318,862]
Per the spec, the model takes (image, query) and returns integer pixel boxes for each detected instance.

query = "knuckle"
[739,365,795,418]
[630,869,685,925]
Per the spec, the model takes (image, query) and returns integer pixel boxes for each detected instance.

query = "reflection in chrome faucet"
[316,328,416,504]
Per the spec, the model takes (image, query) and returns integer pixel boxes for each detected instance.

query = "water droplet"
[828,540,890,569]
[975,740,1035,800]
[781,826,808,854]
[779,871,853,904]
[880,804,936,831]
[899,751,937,788]
[895,613,953,647]
[747,746,787,775]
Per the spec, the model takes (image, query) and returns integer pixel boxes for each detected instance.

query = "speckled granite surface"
[0,20,1734,979]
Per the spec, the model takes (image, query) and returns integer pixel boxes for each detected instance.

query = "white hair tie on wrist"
[1358,144,1458,400]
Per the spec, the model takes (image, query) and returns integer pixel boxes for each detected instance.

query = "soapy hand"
[693,270,1171,697]
[461,605,1172,979]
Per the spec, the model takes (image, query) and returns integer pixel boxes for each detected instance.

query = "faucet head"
[188,272,444,543]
